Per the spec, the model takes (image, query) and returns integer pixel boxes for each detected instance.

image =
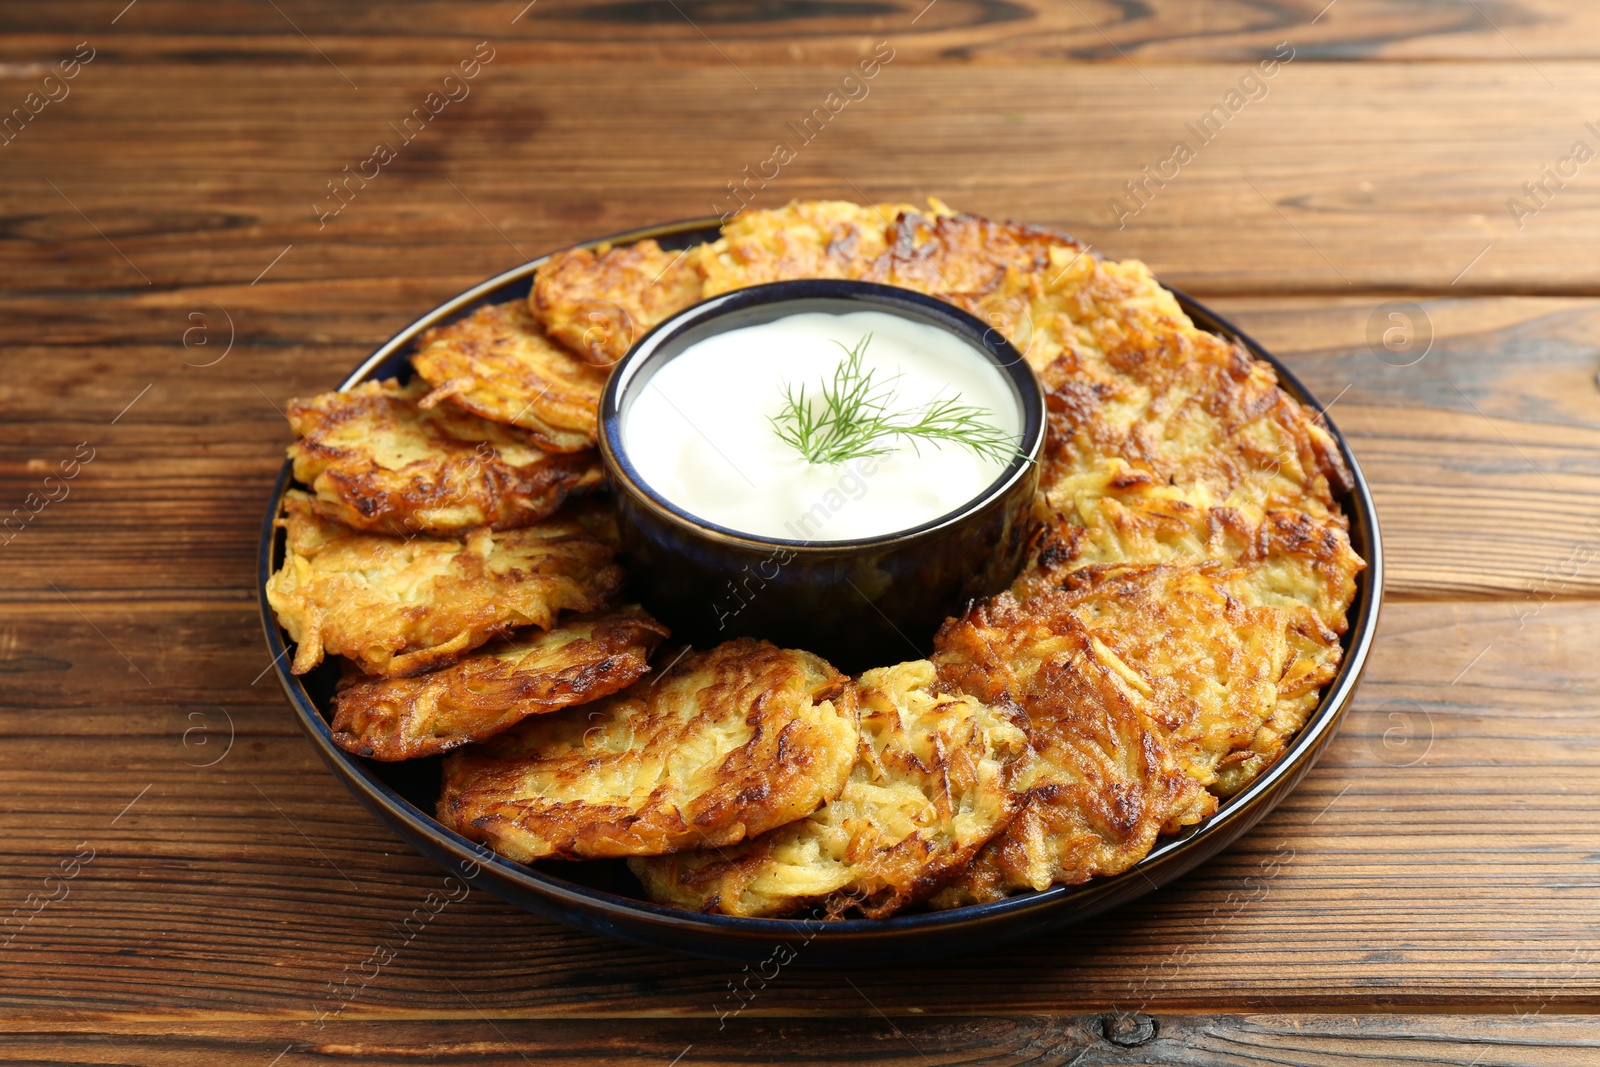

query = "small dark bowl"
[259,216,1383,966]
[598,280,1045,672]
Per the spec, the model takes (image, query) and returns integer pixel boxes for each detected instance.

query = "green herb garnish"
[770,334,1018,466]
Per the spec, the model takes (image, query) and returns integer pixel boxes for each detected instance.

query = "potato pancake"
[330,607,669,761]
[630,659,1031,918]
[1022,248,1351,524]
[1016,492,1263,591]
[698,199,922,296]
[1018,242,1201,377]
[1014,498,1363,638]
[930,541,1353,906]
[931,606,1214,908]
[411,301,608,452]
[1040,353,1347,522]
[865,210,1083,298]
[286,378,602,536]
[265,491,623,676]
[852,210,1084,366]
[1025,562,1343,790]
[532,238,705,366]
[436,639,858,861]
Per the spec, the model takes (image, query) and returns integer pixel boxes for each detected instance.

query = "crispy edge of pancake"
[865,210,1085,296]
[1026,563,1340,790]
[697,199,925,296]
[1208,551,1357,795]
[1014,497,1363,633]
[264,491,624,677]
[1017,511,1356,802]
[1024,252,1354,519]
[929,606,1215,908]
[628,659,1032,918]
[1033,348,1348,525]
[850,210,1086,371]
[435,639,860,861]
[1013,488,1359,793]
[286,378,604,535]
[410,301,608,452]
[531,238,706,366]
[330,607,670,760]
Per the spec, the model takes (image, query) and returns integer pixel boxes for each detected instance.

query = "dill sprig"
[770,334,1018,466]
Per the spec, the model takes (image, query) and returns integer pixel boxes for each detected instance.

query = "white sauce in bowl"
[621,310,1021,542]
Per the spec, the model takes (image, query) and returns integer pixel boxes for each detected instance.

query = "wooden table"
[3,1,1598,1062]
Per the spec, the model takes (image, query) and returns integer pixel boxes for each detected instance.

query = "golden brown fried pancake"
[1018,562,1345,793]
[1016,493,1261,593]
[1013,499,1363,639]
[698,199,922,296]
[411,301,608,452]
[1037,350,1349,522]
[931,603,1214,908]
[265,491,623,676]
[1018,246,1198,375]
[1018,246,1351,524]
[866,211,1083,297]
[859,211,1079,358]
[1243,508,1365,635]
[854,211,1084,367]
[436,639,858,861]
[630,659,1031,918]
[932,544,1353,909]
[330,607,669,761]
[532,238,705,366]
[286,378,603,536]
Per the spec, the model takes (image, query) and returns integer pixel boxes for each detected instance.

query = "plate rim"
[256,215,1384,945]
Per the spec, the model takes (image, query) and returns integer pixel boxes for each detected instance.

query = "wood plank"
[0,63,1598,294]
[9,0,1600,63]
[2,1014,1599,1066]
[1,599,1596,1017]
[5,294,1597,602]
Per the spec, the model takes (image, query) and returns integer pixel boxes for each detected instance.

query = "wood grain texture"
[1,62,1599,294]
[9,0,1600,63]
[1,0,1596,1056]
[3,1015,1600,1066]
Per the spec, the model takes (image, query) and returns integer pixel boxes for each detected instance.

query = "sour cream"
[621,310,1021,542]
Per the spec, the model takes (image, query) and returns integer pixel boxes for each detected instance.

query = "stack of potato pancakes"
[267,200,1362,918]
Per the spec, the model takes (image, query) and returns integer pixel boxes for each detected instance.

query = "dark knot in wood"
[1099,1012,1158,1048]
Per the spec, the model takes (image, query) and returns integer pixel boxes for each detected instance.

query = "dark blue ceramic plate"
[258,218,1383,966]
